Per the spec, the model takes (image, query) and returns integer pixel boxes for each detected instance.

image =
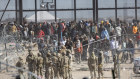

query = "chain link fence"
[0,0,140,22]
[0,0,140,79]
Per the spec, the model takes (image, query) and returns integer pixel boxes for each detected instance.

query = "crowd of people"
[1,18,140,79]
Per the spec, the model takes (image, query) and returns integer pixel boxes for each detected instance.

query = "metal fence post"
[5,43,8,72]
[135,0,137,21]
[19,0,23,24]
[54,0,57,22]
[92,0,95,22]
[35,0,37,24]
[95,0,98,22]
[0,61,1,70]
[115,0,117,23]
[116,36,121,79]
[74,0,76,22]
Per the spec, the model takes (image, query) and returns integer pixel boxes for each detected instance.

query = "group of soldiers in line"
[16,45,119,79]
[88,51,119,79]
[16,46,73,79]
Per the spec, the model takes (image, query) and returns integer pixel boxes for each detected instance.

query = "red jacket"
[61,23,65,32]
[136,35,140,41]
[38,30,45,38]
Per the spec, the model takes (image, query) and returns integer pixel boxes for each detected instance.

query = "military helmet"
[61,45,66,49]
[62,52,66,55]
[114,53,117,57]
[66,49,71,53]
[57,53,60,57]
[29,51,33,55]
[58,49,61,53]
[47,52,51,56]
[19,57,23,60]
[91,52,95,57]
[99,51,102,56]
[28,49,31,52]
[53,53,56,56]
[38,53,42,56]
[48,50,51,53]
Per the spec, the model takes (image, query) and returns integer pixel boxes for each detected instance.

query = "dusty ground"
[0,44,140,79]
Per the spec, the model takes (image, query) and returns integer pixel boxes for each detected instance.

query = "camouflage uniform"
[57,53,63,78]
[43,50,51,68]
[113,54,118,78]
[88,52,97,79]
[26,51,36,79]
[62,52,69,79]
[98,52,103,79]
[66,49,73,79]
[45,53,54,79]
[36,53,43,77]
[16,57,25,79]
[61,46,66,54]
[52,53,59,78]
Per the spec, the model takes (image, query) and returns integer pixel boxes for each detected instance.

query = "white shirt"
[61,40,66,46]
[76,40,80,48]
[110,40,119,50]
[116,26,122,36]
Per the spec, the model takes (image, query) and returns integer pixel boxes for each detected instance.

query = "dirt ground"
[0,44,140,79]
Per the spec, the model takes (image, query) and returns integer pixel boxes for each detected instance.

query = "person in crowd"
[16,57,25,79]
[2,19,140,79]
[127,39,135,63]
[88,52,97,79]
[102,39,110,63]
[73,35,83,63]
[101,27,110,40]
[115,24,122,44]
[110,37,119,61]
[121,39,128,63]
[65,37,73,51]
[23,25,29,40]
[133,23,138,35]
[82,36,89,61]
[136,32,140,47]
[37,29,45,41]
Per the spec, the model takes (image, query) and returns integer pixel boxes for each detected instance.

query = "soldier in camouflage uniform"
[62,52,69,79]
[36,53,43,77]
[98,51,103,79]
[45,52,54,79]
[57,52,63,78]
[26,51,36,79]
[16,57,25,79]
[61,46,66,54]
[43,50,51,68]
[52,53,59,78]
[113,54,118,78]
[66,49,73,79]
[88,52,97,79]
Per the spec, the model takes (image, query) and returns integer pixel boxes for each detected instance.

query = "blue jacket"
[101,29,110,40]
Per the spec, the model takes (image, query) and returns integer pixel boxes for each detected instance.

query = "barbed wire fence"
[0,24,140,79]
[1,28,140,79]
